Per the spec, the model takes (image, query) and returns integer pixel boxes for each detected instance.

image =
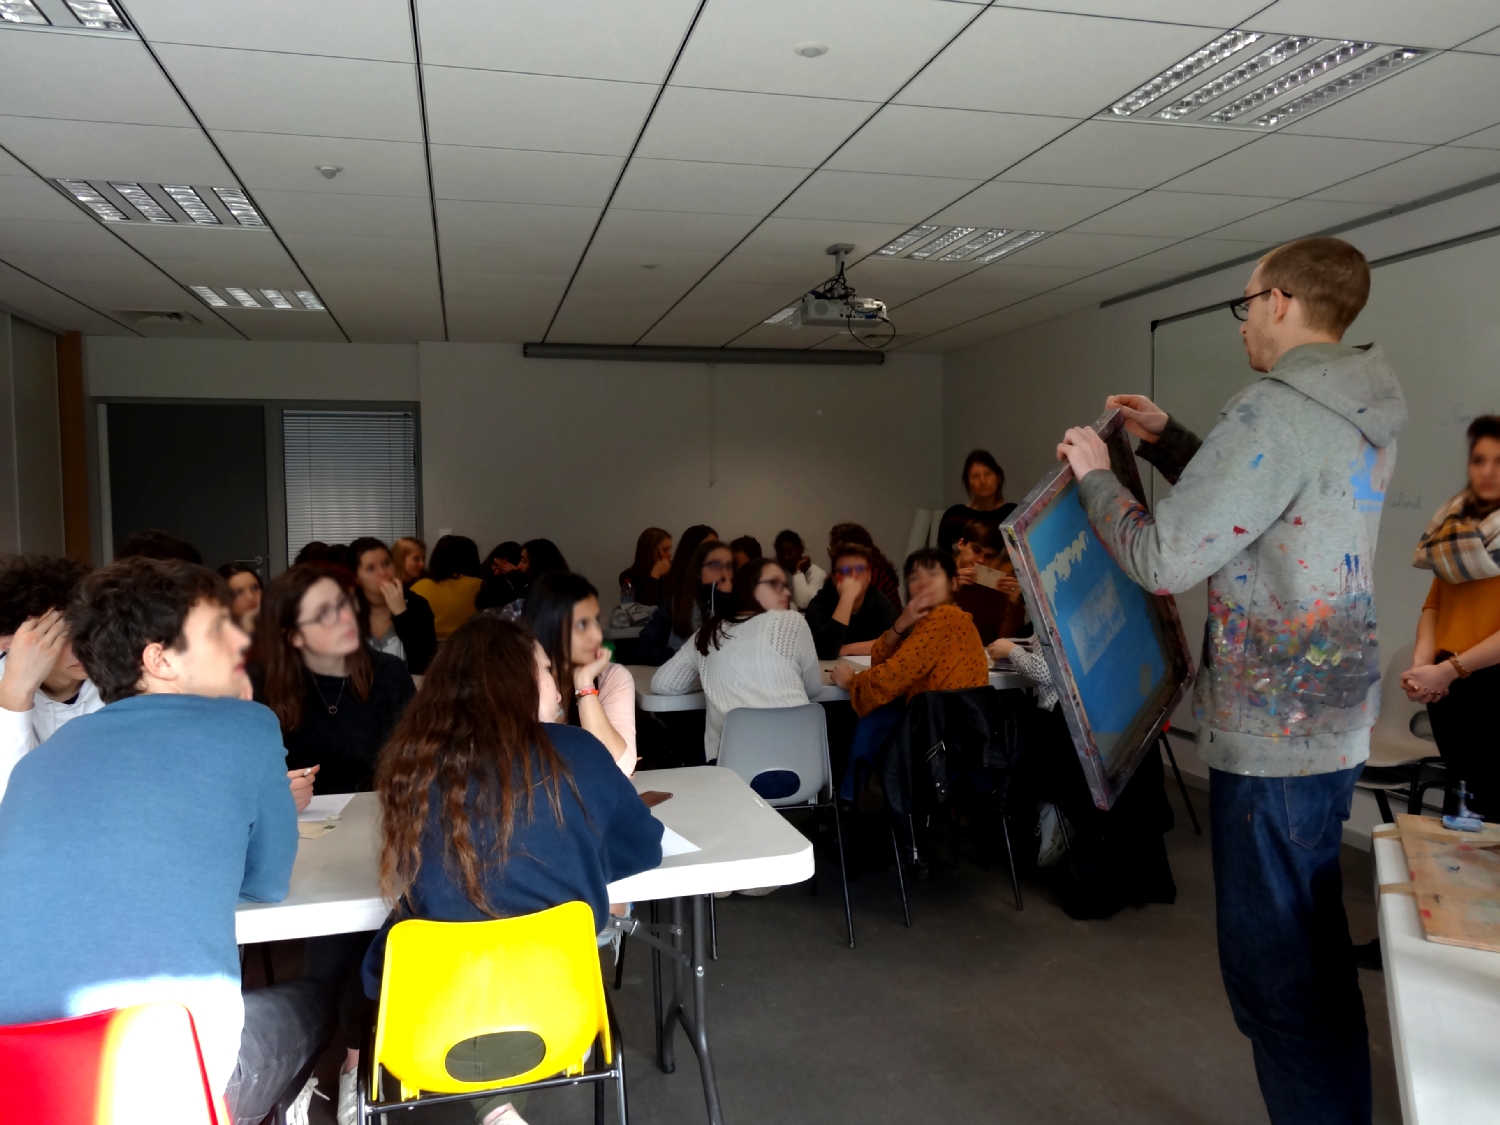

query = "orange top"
[1422,574,1500,655]
[848,603,989,717]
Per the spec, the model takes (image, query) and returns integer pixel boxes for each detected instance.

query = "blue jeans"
[839,699,906,801]
[1210,766,1370,1125]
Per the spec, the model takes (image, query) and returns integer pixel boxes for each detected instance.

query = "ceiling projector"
[796,293,887,328]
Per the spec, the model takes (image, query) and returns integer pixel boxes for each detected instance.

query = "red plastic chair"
[0,1002,227,1124]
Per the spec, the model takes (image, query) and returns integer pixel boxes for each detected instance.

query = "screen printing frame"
[1000,408,1194,810]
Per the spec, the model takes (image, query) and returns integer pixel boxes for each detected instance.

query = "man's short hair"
[1257,237,1370,335]
[115,528,203,565]
[730,536,762,559]
[903,547,957,580]
[957,519,1005,558]
[0,555,92,636]
[830,541,874,566]
[68,558,229,703]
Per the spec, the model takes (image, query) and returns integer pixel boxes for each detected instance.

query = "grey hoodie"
[1078,343,1407,777]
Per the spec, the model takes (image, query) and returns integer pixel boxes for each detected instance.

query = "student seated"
[484,540,523,579]
[636,539,733,666]
[360,616,663,1120]
[659,523,718,605]
[523,572,637,774]
[831,549,988,799]
[652,558,822,763]
[0,555,100,801]
[773,529,826,611]
[480,538,569,617]
[952,519,1028,645]
[805,542,898,659]
[115,527,202,564]
[411,535,484,639]
[619,526,673,608]
[218,562,263,635]
[729,535,762,570]
[0,558,331,1124]
[294,540,358,573]
[351,536,438,674]
[827,522,902,609]
[392,536,426,586]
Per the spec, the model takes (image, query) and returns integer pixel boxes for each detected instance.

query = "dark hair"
[520,539,568,580]
[630,528,671,581]
[0,555,92,635]
[255,564,373,732]
[696,559,779,656]
[68,558,228,704]
[826,523,892,574]
[115,529,202,565]
[294,541,358,574]
[664,524,717,599]
[484,541,523,572]
[773,529,803,550]
[960,450,1005,498]
[349,537,391,568]
[1463,415,1500,519]
[522,571,599,705]
[903,547,957,581]
[956,519,1005,557]
[377,615,576,915]
[829,541,874,566]
[671,538,729,639]
[216,561,262,588]
[730,536,762,559]
[427,535,482,582]
[1257,237,1370,335]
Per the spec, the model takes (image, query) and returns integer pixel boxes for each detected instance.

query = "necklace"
[312,675,346,716]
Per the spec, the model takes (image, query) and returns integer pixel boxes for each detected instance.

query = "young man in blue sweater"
[0,558,331,1123]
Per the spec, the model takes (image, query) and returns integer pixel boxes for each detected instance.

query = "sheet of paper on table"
[298,792,356,822]
[660,826,699,857]
[840,655,871,668]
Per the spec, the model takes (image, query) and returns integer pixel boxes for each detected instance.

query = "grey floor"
[290,780,1401,1125]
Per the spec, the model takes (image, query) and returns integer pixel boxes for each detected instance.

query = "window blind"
[283,410,417,565]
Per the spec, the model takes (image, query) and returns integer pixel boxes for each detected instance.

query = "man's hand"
[288,765,320,812]
[995,574,1022,597]
[1401,662,1456,703]
[574,646,613,691]
[0,611,67,713]
[1104,394,1168,444]
[956,565,976,587]
[378,577,407,616]
[830,662,856,690]
[1056,426,1112,480]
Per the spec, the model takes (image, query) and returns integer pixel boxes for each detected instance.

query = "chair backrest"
[0,1002,221,1125]
[374,902,609,1099]
[1368,641,1434,768]
[717,703,830,807]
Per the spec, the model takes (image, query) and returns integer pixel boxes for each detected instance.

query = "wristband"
[575,686,600,698]
[1448,654,1471,679]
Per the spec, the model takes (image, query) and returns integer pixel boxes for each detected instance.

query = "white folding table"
[1373,835,1500,1124]
[235,767,813,1125]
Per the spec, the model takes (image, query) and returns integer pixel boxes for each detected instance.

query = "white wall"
[0,313,64,555]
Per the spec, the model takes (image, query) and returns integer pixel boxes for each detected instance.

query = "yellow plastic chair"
[359,901,627,1124]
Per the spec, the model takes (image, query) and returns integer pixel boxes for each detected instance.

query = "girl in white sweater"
[652,558,822,763]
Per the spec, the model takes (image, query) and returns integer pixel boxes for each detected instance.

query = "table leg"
[658,897,684,1074]
[682,894,725,1125]
[650,900,664,1069]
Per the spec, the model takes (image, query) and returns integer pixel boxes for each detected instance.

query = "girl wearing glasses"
[652,558,821,763]
[636,539,734,667]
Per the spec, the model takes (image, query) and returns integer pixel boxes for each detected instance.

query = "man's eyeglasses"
[298,595,356,629]
[757,578,790,593]
[1230,288,1291,321]
[833,564,869,578]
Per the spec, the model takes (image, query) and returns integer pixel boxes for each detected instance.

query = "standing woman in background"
[1404,414,1500,815]
[410,535,483,640]
[620,527,674,607]
[217,562,262,635]
[637,539,733,666]
[937,450,1015,555]
[350,537,438,674]
[391,536,426,586]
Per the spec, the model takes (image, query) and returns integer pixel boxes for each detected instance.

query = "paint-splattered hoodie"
[1078,342,1407,777]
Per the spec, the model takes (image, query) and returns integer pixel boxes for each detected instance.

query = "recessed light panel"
[764,306,797,325]
[62,0,128,29]
[1155,36,1319,120]
[909,227,977,260]
[194,285,325,311]
[163,185,221,225]
[110,182,173,224]
[0,0,48,24]
[876,224,941,257]
[971,230,1048,263]
[224,287,262,309]
[1109,30,1264,117]
[939,228,1012,262]
[55,179,271,228]
[294,290,325,311]
[1251,48,1423,126]
[212,187,266,228]
[875,225,1036,263]
[57,179,127,222]
[260,289,294,309]
[189,286,229,308]
[1206,40,1376,122]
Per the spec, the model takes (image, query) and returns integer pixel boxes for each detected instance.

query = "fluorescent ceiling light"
[189,286,228,308]
[225,287,262,308]
[1207,40,1375,123]
[909,226,977,260]
[260,289,294,309]
[939,228,1013,262]
[1109,30,1264,116]
[57,179,127,222]
[1252,48,1424,127]
[1156,36,1319,120]
[876,224,940,256]
[295,290,325,311]
[213,187,266,228]
[0,0,48,24]
[162,184,220,225]
[764,306,797,325]
[971,230,1048,264]
[61,0,127,29]
[109,182,173,224]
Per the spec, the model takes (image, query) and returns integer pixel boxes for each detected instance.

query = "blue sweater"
[0,694,297,1091]
[362,724,663,997]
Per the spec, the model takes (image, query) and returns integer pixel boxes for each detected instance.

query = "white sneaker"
[1036,802,1072,868]
[285,1076,327,1125]
[337,1068,359,1125]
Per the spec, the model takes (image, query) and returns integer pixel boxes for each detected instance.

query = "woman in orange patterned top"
[830,548,988,799]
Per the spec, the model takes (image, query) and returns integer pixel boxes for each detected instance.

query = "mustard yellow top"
[1422,574,1500,655]
[848,603,988,718]
[410,575,482,640]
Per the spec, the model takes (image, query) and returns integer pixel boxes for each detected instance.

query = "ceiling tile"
[435,199,599,249]
[640,321,756,348]
[0,31,191,127]
[1245,0,1500,50]
[735,216,912,258]
[1002,1,1265,18]
[1073,190,1281,236]
[0,218,133,257]
[446,303,555,344]
[0,261,137,334]
[728,323,841,349]
[1120,237,1269,274]
[635,88,874,167]
[155,45,423,141]
[443,275,569,307]
[424,68,655,156]
[430,146,621,207]
[278,234,439,271]
[213,312,347,342]
[827,106,1075,179]
[611,159,810,216]
[125,0,414,61]
[895,8,1217,117]
[0,149,28,176]
[589,209,760,254]
[416,0,699,82]
[1162,134,1427,197]
[572,248,727,281]
[671,0,975,102]
[705,251,841,286]
[334,308,446,343]
[0,118,233,184]
[929,181,1138,230]
[110,226,302,276]
[441,247,582,279]
[253,191,436,238]
[1279,52,1500,145]
[301,266,440,297]
[1452,123,1500,148]
[944,261,1098,292]
[775,169,980,223]
[999,120,1256,189]
[906,293,1097,349]
[883,288,1035,334]
[212,133,431,197]
[1203,198,1389,240]
[998,230,1176,269]
[0,176,94,224]
[844,256,989,291]
[1312,145,1500,203]
[1460,25,1500,54]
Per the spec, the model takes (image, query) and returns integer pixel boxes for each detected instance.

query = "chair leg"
[831,800,855,949]
[708,892,718,962]
[1161,735,1202,835]
[998,810,1023,911]
[261,943,276,986]
[595,1060,605,1125]
[613,931,627,991]
[1373,788,1394,824]
[889,817,911,928]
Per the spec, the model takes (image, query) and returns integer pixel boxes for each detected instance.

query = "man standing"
[1056,237,1405,1124]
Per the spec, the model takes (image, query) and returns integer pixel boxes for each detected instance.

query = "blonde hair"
[391,536,426,580]
[1257,237,1370,335]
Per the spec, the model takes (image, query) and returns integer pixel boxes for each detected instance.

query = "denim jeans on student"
[224,979,335,1125]
[838,699,906,802]
[1210,765,1371,1125]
